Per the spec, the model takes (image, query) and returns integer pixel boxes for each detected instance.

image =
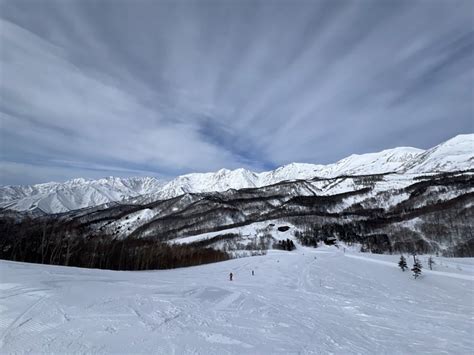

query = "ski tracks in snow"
[0,294,47,349]
[1,249,473,354]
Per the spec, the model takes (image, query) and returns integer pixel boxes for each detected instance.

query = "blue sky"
[1,0,473,185]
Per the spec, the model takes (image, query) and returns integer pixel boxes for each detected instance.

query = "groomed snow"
[1,247,472,354]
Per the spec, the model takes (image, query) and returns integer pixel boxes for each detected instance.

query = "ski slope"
[1,248,473,354]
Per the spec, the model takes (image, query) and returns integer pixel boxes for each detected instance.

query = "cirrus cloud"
[0,0,472,185]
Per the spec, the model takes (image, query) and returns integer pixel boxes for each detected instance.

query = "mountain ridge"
[1,134,472,213]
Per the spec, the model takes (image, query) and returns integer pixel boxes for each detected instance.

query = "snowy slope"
[155,168,260,200]
[1,247,472,354]
[316,147,423,177]
[402,134,474,174]
[1,134,472,213]
[0,177,164,214]
[258,163,325,185]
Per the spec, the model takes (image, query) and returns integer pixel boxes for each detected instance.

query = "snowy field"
[1,247,473,354]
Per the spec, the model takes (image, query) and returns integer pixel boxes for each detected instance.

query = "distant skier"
[229,272,233,281]
[252,270,254,276]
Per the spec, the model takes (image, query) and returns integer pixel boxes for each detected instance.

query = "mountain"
[315,147,423,177]
[0,177,164,214]
[2,169,473,263]
[402,134,474,174]
[1,134,472,213]
[154,168,260,200]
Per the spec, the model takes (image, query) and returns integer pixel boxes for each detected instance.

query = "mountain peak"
[402,133,473,173]
[1,134,472,213]
[65,177,90,185]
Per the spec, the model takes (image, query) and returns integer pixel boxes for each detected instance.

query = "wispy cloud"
[1,0,472,184]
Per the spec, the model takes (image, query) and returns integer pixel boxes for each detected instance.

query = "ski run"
[1,245,472,354]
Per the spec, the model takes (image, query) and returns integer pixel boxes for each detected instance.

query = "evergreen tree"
[286,239,296,251]
[428,256,435,270]
[412,258,422,279]
[398,255,408,271]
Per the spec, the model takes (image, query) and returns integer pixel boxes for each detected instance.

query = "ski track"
[0,247,473,354]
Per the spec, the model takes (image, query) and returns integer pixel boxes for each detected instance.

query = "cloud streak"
[1,0,472,184]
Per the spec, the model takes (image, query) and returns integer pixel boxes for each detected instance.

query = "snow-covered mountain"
[150,134,471,200]
[315,147,423,177]
[0,177,164,214]
[402,134,474,174]
[1,134,472,213]
[155,168,260,201]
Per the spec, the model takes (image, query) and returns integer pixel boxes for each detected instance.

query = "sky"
[0,0,473,185]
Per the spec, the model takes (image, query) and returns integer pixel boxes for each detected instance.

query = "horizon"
[2,132,471,187]
[1,0,473,185]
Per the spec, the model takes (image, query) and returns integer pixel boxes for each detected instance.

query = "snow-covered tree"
[274,238,296,251]
[398,255,408,271]
[412,258,422,279]
[428,256,435,270]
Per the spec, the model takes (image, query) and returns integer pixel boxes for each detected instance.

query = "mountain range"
[1,134,472,214]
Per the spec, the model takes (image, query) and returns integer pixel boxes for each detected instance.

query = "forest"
[0,170,472,270]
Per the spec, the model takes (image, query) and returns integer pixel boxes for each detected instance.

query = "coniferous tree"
[287,239,295,251]
[398,255,408,271]
[412,258,422,279]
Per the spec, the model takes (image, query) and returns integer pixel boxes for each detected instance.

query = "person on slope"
[229,272,233,281]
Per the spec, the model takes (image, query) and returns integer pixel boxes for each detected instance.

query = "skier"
[229,272,233,281]
[252,270,254,276]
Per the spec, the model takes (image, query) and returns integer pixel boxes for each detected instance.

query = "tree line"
[0,216,229,270]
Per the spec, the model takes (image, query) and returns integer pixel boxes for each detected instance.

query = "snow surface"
[171,220,296,246]
[1,247,473,354]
